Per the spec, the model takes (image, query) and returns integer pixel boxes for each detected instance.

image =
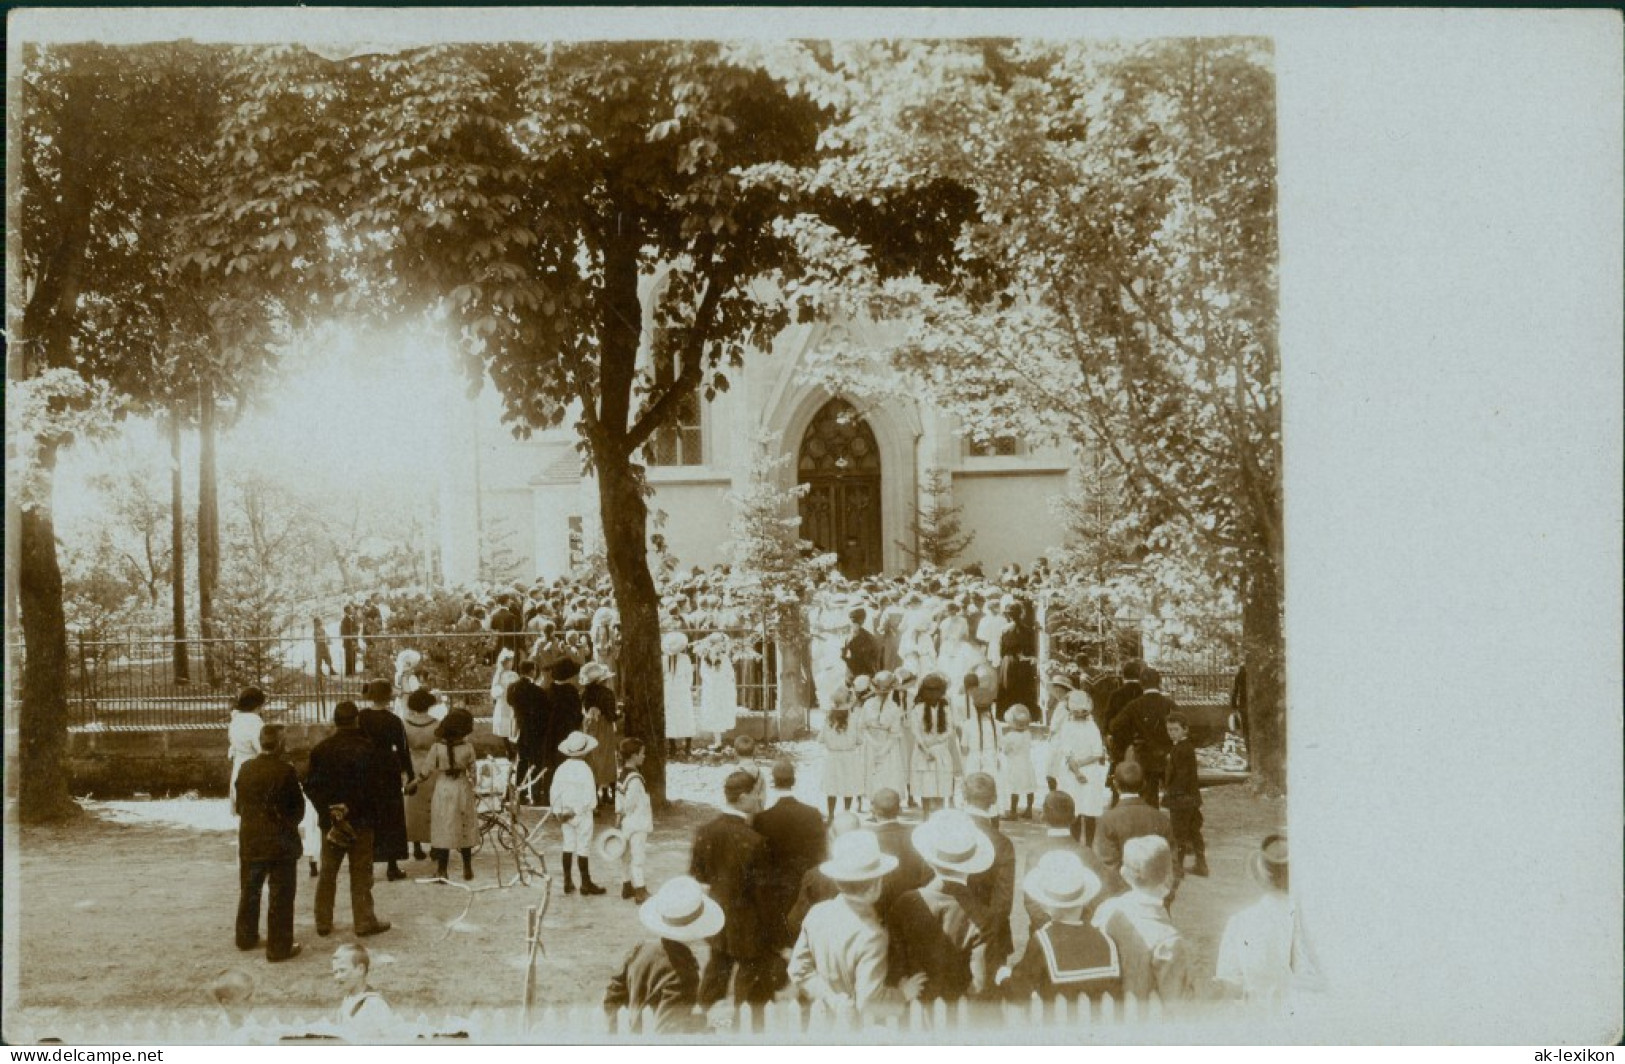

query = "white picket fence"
[10,994,1252,1045]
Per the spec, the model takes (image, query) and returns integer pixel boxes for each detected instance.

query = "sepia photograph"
[4,7,1619,1049]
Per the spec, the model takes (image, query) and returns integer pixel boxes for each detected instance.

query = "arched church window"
[799,399,881,476]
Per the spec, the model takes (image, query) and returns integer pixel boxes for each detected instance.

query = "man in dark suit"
[234,723,306,961]
[1101,659,1144,767]
[1111,666,1177,808]
[340,605,360,677]
[868,788,930,916]
[961,772,1017,972]
[357,680,413,881]
[752,760,827,953]
[841,607,883,683]
[304,701,391,938]
[489,595,524,661]
[507,660,552,804]
[689,770,774,1017]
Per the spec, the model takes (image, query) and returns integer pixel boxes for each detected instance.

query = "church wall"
[646,477,736,572]
[951,469,1073,572]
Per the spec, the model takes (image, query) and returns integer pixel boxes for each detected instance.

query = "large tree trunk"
[1241,548,1285,793]
[773,608,815,738]
[18,441,79,823]
[197,380,221,685]
[597,458,668,807]
[169,413,190,684]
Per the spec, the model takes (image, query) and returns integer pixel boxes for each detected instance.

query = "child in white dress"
[999,705,1038,819]
[661,631,696,758]
[819,688,864,818]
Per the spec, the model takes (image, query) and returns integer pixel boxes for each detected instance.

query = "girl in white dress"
[1044,690,1111,845]
[909,674,963,814]
[662,631,696,758]
[999,704,1039,819]
[819,688,864,818]
[858,679,906,798]
[392,649,423,718]
[696,633,738,748]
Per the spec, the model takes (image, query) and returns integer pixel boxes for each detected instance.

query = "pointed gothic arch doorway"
[798,398,883,578]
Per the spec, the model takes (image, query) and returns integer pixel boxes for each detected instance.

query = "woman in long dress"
[402,688,440,863]
[997,600,1040,723]
[226,687,266,812]
[489,648,519,756]
[858,679,906,798]
[909,674,963,814]
[1045,690,1110,846]
[696,633,738,749]
[662,631,696,758]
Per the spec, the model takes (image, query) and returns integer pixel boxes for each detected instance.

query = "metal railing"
[10,624,780,732]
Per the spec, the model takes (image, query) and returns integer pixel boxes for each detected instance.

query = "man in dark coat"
[539,659,584,805]
[488,596,524,661]
[507,660,552,804]
[1111,666,1177,808]
[357,680,412,880]
[1102,659,1143,766]
[841,607,883,683]
[304,702,391,938]
[339,605,360,677]
[752,760,828,952]
[689,770,774,1016]
[234,723,306,961]
[961,773,1017,971]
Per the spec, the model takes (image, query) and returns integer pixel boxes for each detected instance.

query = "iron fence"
[10,624,780,732]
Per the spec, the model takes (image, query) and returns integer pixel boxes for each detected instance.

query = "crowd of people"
[221,556,1282,1036]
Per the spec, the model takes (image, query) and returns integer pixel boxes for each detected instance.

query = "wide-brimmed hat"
[1022,850,1103,910]
[581,663,613,685]
[1249,834,1289,891]
[872,670,896,691]
[661,631,689,655]
[911,810,995,876]
[819,830,898,883]
[851,675,874,696]
[1065,689,1092,714]
[558,731,599,758]
[638,877,725,942]
[595,827,628,863]
[893,667,918,687]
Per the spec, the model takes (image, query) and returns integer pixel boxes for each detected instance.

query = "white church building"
[435,287,1085,585]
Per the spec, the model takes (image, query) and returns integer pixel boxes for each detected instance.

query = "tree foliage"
[900,467,975,568]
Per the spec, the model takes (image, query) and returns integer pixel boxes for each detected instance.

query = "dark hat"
[333,701,360,727]
[405,688,439,715]
[235,687,267,712]
[548,658,580,682]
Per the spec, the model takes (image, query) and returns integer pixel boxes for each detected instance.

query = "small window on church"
[967,434,1023,457]
[648,390,703,466]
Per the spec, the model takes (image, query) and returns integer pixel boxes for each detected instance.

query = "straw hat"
[818,830,898,883]
[638,877,725,942]
[872,670,896,692]
[558,731,599,758]
[1022,850,1103,910]
[851,675,874,696]
[1065,689,1092,714]
[1249,834,1289,891]
[581,662,614,685]
[661,631,689,655]
[595,827,628,863]
[910,810,995,876]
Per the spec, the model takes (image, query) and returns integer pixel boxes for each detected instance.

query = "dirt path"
[8,754,1283,1036]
